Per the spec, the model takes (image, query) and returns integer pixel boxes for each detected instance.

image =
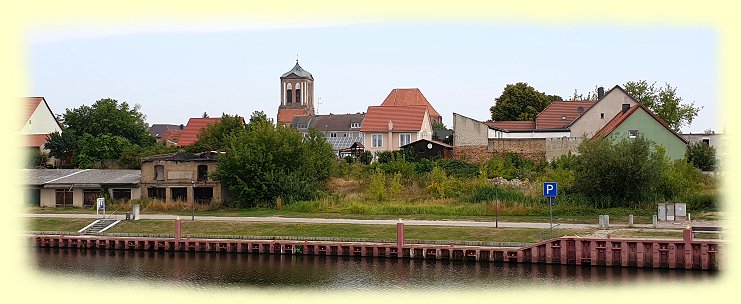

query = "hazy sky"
[27,21,718,133]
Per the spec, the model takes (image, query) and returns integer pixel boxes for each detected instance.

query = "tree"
[624,80,701,131]
[187,114,245,152]
[685,142,717,171]
[61,98,154,147]
[490,82,559,121]
[212,114,335,208]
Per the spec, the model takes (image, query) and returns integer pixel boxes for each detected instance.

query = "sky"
[26,21,718,133]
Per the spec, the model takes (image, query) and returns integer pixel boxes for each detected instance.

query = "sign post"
[96,197,106,218]
[543,182,558,229]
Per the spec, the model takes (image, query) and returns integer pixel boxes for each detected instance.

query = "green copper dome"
[281,61,313,80]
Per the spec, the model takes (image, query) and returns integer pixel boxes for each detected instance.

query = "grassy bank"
[26,218,594,243]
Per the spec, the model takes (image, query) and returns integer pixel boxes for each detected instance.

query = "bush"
[685,142,717,171]
[436,159,479,179]
[366,167,387,202]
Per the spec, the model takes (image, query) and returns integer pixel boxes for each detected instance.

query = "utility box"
[657,203,667,221]
[666,204,675,221]
[133,204,140,221]
[675,203,687,221]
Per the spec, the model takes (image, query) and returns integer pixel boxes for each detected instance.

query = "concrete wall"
[683,133,725,162]
[453,113,489,147]
[40,189,55,207]
[545,137,584,161]
[570,88,638,138]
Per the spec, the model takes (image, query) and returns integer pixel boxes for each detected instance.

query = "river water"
[32,247,717,291]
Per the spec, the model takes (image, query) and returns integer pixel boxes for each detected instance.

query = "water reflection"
[33,247,717,290]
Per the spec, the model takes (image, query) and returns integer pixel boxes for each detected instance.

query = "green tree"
[212,113,335,208]
[623,80,701,131]
[61,98,154,147]
[187,114,245,152]
[573,136,663,207]
[685,142,717,171]
[490,82,558,121]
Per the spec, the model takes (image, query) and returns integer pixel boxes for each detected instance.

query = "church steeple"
[277,60,315,126]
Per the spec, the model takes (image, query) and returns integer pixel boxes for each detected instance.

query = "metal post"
[495,183,499,228]
[191,180,195,221]
[548,197,553,229]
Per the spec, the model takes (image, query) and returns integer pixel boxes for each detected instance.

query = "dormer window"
[629,130,638,139]
[560,116,567,120]
[350,122,361,128]
[297,123,308,129]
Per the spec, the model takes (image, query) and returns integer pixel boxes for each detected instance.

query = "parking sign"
[543,182,558,197]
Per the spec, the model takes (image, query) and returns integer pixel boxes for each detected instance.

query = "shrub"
[685,142,717,171]
[365,167,387,202]
[436,159,479,178]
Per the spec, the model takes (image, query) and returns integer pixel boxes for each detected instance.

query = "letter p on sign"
[543,182,558,197]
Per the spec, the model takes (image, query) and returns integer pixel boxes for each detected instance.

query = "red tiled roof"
[177,118,222,146]
[380,88,442,120]
[485,120,536,131]
[535,101,596,129]
[592,103,688,143]
[277,108,309,125]
[360,105,428,132]
[23,97,44,125]
[26,134,50,147]
[161,129,182,144]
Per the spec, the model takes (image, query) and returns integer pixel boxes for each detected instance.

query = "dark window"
[27,189,40,207]
[147,187,166,200]
[83,190,101,207]
[629,130,638,138]
[702,139,710,145]
[55,189,73,207]
[155,165,165,181]
[600,113,605,119]
[112,189,131,202]
[286,89,293,103]
[197,165,208,181]
[171,187,187,202]
[295,89,301,104]
[194,187,213,203]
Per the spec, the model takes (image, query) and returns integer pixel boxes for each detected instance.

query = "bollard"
[688,213,691,222]
[396,219,405,248]
[175,217,182,242]
[652,215,658,228]
[683,226,693,242]
[133,204,140,221]
[628,214,634,227]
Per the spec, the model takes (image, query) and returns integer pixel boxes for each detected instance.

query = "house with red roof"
[360,105,433,154]
[177,118,223,147]
[453,85,681,162]
[379,88,443,124]
[592,103,689,160]
[22,97,64,167]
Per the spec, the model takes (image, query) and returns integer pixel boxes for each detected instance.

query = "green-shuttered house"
[592,103,689,160]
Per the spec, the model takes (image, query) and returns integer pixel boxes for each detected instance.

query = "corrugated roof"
[485,121,536,131]
[360,105,428,132]
[292,113,365,131]
[177,118,222,146]
[24,169,141,186]
[380,88,442,120]
[281,61,313,80]
[535,101,596,129]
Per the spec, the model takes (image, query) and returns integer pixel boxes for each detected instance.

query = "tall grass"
[108,198,222,213]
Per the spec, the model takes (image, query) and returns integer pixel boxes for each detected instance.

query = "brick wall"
[489,138,545,161]
[452,145,490,163]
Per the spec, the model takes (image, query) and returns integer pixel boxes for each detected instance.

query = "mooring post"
[175,216,182,242]
[396,219,404,248]
[683,226,692,243]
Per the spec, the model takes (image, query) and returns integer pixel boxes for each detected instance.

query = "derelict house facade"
[140,152,227,204]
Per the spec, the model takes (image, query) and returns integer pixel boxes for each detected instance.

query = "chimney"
[388,120,394,131]
[621,104,630,114]
[597,87,605,99]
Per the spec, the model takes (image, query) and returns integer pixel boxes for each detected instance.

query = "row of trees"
[489,80,701,132]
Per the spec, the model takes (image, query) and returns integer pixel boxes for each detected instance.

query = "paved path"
[24,213,719,230]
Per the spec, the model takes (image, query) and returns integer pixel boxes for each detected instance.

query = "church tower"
[277,60,315,126]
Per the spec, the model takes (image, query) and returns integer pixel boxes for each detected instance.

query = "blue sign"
[543,182,558,197]
[96,198,105,211]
